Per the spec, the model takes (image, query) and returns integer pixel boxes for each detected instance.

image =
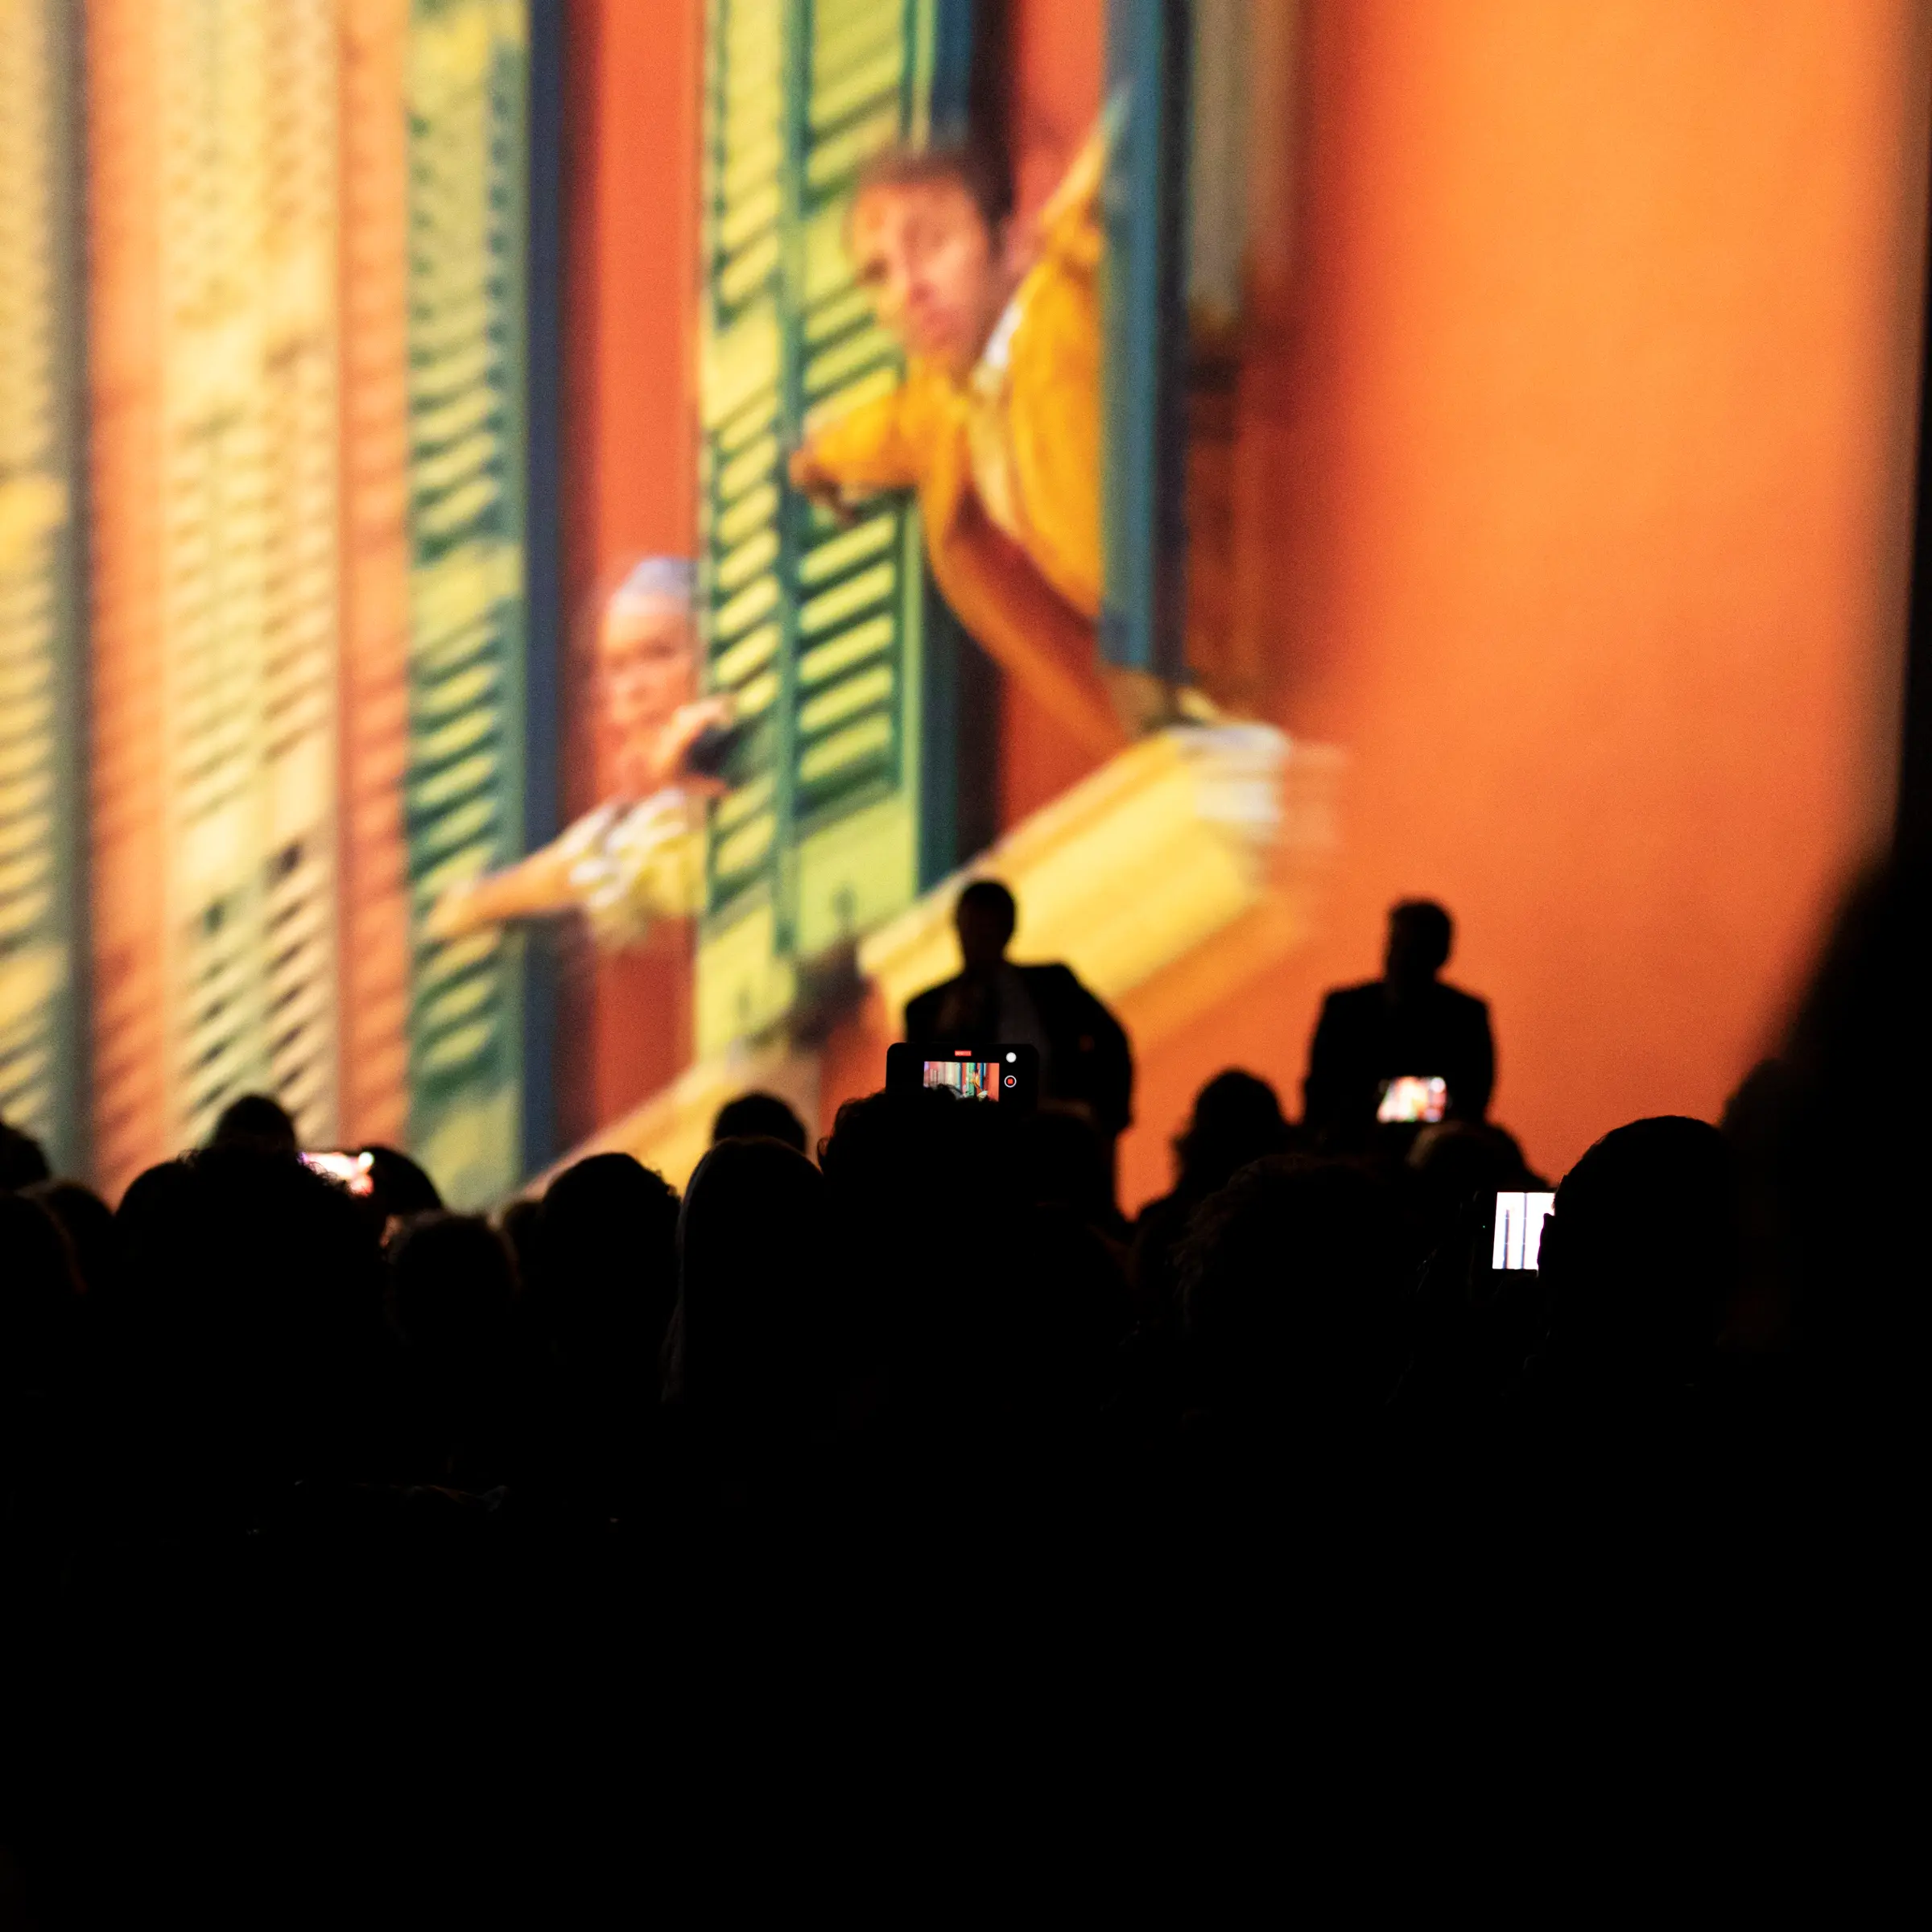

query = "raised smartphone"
[1377,1075,1449,1124]
[886,1042,1039,1108]
[300,1149,376,1197]
[1490,1189,1555,1271]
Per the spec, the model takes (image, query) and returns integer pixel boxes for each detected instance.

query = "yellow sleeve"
[800,382,927,492]
[1034,114,1110,276]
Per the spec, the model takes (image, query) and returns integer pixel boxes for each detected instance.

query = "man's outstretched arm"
[789,386,925,507]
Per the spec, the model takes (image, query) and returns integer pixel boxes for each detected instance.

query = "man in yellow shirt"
[789,129,1145,762]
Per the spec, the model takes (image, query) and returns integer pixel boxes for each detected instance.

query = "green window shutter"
[403,0,530,1206]
[0,0,88,1172]
[696,0,969,1059]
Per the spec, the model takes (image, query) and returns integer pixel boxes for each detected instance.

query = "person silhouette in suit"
[904,880,1133,1147]
[1303,900,1495,1141]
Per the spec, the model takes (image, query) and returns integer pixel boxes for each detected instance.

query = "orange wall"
[562,0,704,1138]
[337,0,413,1153]
[84,0,167,1203]
[1116,0,1930,1205]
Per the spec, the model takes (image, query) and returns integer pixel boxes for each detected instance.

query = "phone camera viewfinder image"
[1492,1190,1555,1269]
[923,1059,1005,1100]
[1377,1075,1448,1124]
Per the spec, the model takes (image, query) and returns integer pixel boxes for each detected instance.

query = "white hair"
[609,556,696,615]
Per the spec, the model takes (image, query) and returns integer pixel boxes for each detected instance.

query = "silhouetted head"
[24,1179,117,1300]
[1406,1120,1536,1230]
[361,1146,443,1221]
[712,1091,809,1155]
[1173,1069,1293,1198]
[1181,1157,1404,1431]
[387,1213,516,1364]
[1537,1117,1737,1396]
[496,1195,543,1290]
[1384,900,1453,995]
[0,1117,52,1191]
[663,1137,832,1447]
[109,1146,385,1488]
[536,1153,681,1368]
[819,1086,1029,1402]
[209,1092,299,1154]
[821,1085,1026,1233]
[1025,1104,1119,1231]
[955,878,1018,974]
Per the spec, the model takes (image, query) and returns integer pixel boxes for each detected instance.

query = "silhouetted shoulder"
[904,977,961,1041]
[1320,980,1385,1017]
[1019,961,1086,997]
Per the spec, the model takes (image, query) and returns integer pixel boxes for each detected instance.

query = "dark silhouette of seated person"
[2,1191,83,1412]
[23,1178,118,1302]
[106,1146,388,1518]
[1534,1117,1740,1421]
[1303,899,1494,1140]
[523,1151,681,1508]
[1131,1069,1295,1319]
[385,1212,518,1489]
[905,879,1133,1144]
[661,1136,836,1497]
[711,1089,809,1154]
[0,1115,52,1190]
[1179,1155,1406,1486]
[1524,1117,1743,1550]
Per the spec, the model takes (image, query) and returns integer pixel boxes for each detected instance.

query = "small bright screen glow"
[1492,1191,1555,1269]
[1377,1075,1447,1124]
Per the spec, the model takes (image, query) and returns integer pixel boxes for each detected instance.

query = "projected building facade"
[694,0,976,1057]
[0,0,89,1175]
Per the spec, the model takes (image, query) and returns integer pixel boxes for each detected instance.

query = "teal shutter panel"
[1101,0,1191,683]
[696,0,970,1058]
[403,0,530,1205]
[0,0,88,1172]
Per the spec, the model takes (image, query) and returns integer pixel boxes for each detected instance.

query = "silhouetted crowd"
[2,851,1922,1918]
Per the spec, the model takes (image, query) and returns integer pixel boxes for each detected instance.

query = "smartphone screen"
[886,1043,1038,1106]
[1491,1190,1554,1269]
[301,1150,376,1197]
[1377,1075,1448,1124]
[923,1057,1010,1099]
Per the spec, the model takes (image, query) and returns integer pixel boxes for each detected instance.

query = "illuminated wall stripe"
[0,0,88,1171]
[402,0,531,1205]
[337,0,414,1152]
[85,0,169,1197]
